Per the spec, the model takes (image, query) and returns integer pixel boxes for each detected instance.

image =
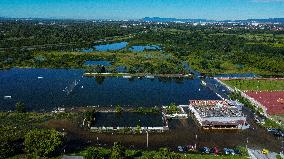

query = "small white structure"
[145,75,155,79]
[4,96,12,99]
[123,76,132,79]
[52,107,66,113]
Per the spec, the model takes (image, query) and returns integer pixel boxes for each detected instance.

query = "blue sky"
[0,0,283,20]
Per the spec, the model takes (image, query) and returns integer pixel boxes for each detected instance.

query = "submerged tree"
[115,105,123,113]
[15,101,26,113]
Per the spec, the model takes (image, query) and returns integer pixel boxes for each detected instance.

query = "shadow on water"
[95,76,106,85]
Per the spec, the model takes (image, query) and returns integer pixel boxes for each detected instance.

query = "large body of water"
[0,68,220,111]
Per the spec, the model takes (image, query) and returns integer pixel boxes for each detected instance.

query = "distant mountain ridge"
[142,17,284,23]
[1,17,284,23]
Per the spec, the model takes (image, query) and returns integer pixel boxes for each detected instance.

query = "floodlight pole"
[195,134,198,149]
[146,131,149,148]
[246,138,249,149]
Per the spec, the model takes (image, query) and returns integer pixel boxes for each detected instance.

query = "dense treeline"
[0,20,144,48]
[131,28,284,76]
[0,20,283,76]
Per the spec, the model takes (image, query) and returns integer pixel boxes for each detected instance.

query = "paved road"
[205,77,231,99]
[248,148,278,159]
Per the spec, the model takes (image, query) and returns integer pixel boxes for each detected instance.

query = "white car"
[177,146,184,152]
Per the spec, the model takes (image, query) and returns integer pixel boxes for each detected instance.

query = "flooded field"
[92,112,164,127]
[94,42,128,51]
[215,73,259,78]
[0,68,220,111]
[45,107,282,153]
[80,41,162,53]
[83,60,112,66]
[129,45,161,52]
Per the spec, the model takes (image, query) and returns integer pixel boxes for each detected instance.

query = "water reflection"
[94,42,128,51]
[0,68,220,111]
[129,45,161,52]
[84,60,112,66]
[95,76,105,85]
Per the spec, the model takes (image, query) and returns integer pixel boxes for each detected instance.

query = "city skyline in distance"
[0,0,284,20]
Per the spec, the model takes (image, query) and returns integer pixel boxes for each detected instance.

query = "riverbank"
[83,72,193,78]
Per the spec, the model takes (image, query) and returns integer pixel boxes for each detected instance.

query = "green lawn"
[222,79,284,91]
[74,146,248,159]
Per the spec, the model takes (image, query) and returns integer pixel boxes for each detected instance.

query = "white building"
[188,100,248,130]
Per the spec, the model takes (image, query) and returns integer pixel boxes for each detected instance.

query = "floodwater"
[0,68,220,111]
[94,42,128,51]
[129,45,161,52]
[83,60,112,66]
[81,42,162,52]
[92,112,164,127]
[215,73,259,78]
[46,107,282,153]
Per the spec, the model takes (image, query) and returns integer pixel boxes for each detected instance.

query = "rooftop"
[189,100,243,118]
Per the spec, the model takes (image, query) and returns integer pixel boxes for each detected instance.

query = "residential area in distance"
[0,0,284,159]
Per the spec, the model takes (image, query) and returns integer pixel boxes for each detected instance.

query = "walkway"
[248,148,278,159]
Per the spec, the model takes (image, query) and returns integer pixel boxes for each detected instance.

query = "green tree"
[85,147,111,159]
[166,103,179,114]
[15,101,26,113]
[135,125,142,134]
[24,129,63,157]
[111,142,125,159]
[85,108,96,121]
[115,105,123,113]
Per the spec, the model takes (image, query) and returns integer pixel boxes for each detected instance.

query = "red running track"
[245,91,284,115]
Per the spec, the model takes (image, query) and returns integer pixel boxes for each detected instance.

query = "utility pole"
[195,134,198,150]
[246,138,249,149]
[281,140,284,155]
[146,131,149,148]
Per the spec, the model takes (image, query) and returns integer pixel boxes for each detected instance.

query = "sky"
[0,0,284,20]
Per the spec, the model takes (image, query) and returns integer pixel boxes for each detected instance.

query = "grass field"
[272,115,284,127]
[222,79,284,91]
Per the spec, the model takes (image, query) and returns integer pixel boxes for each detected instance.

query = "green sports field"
[222,79,284,91]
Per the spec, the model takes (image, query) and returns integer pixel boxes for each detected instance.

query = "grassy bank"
[72,145,248,159]
[222,79,284,91]
[0,111,81,158]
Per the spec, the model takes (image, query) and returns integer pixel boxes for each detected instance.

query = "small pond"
[129,45,161,52]
[84,60,112,66]
[94,42,128,51]
[81,48,94,53]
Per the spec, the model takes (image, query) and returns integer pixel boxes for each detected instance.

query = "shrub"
[24,129,63,157]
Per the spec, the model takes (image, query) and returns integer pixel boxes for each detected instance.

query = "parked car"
[186,144,195,151]
[234,149,241,155]
[177,146,184,152]
[224,148,235,155]
[262,149,269,154]
[267,128,284,137]
[200,147,210,154]
[182,146,188,152]
[210,147,219,155]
